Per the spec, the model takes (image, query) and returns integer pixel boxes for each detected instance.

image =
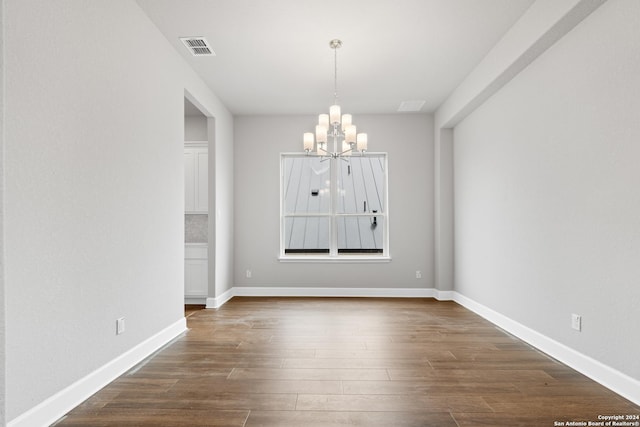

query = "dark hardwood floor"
[185,304,206,318]
[55,298,639,426]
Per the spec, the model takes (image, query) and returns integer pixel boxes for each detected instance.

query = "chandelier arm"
[337,147,354,157]
[318,145,330,155]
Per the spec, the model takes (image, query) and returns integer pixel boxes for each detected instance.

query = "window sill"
[278,255,391,263]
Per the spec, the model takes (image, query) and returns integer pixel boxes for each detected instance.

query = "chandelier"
[303,39,368,158]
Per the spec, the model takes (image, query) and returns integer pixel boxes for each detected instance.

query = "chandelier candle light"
[303,39,368,157]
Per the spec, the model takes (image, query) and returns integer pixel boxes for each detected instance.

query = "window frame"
[279,152,390,262]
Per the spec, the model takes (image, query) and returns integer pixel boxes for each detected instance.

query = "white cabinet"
[185,142,208,302]
[185,245,208,298]
[184,144,208,213]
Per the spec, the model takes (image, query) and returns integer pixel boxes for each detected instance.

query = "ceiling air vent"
[397,100,426,112]
[180,37,215,56]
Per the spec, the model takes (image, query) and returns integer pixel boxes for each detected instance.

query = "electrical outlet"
[571,313,582,331]
[415,270,422,279]
[116,317,125,335]
[246,269,252,279]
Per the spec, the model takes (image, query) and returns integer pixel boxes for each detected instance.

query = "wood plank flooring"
[55,298,639,426]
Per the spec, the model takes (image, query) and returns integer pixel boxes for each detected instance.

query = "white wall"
[4,0,232,421]
[1,0,6,423]
[434,0,607,294]
[210,115,235,298]
[453,0,640,380]
[234,114,433,289]
[184,115,207,141]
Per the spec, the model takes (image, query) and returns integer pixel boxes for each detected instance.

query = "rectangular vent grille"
[397,100,426,112]
[180,37,215,56]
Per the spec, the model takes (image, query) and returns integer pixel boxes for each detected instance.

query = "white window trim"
[279,152,390,262]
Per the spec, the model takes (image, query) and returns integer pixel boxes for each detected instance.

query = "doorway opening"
[183,95,212,306]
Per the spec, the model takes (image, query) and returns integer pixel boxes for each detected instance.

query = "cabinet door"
[185,259,208,297]
[195,148,208,212]
[184,150,196,212]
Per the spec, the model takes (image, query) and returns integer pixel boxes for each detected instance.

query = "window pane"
[284,216,330,254]
[280,153,388,258]
[283,156,331,214]
[337,156,385,214]
[337,215,384,254]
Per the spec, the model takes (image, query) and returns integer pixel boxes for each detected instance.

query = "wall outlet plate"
[116,317,125,335]
[571,313,581,331]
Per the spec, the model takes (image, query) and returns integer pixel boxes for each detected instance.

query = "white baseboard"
[234,286,439,298]
[8,318,187,427]
[206,287,638,404]
[206,286,455,307]
[185,297,207,305]
[451,291,640,406]
[14,289,635,426]
[434,290,455,301]
[206,287,234,309]
[207,286,445,305]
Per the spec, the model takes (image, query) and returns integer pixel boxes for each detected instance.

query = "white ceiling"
[137,0,535,116]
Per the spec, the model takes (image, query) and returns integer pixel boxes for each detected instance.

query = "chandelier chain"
[333,43,338,104]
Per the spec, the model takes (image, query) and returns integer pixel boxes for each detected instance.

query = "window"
[280,153,389,260]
